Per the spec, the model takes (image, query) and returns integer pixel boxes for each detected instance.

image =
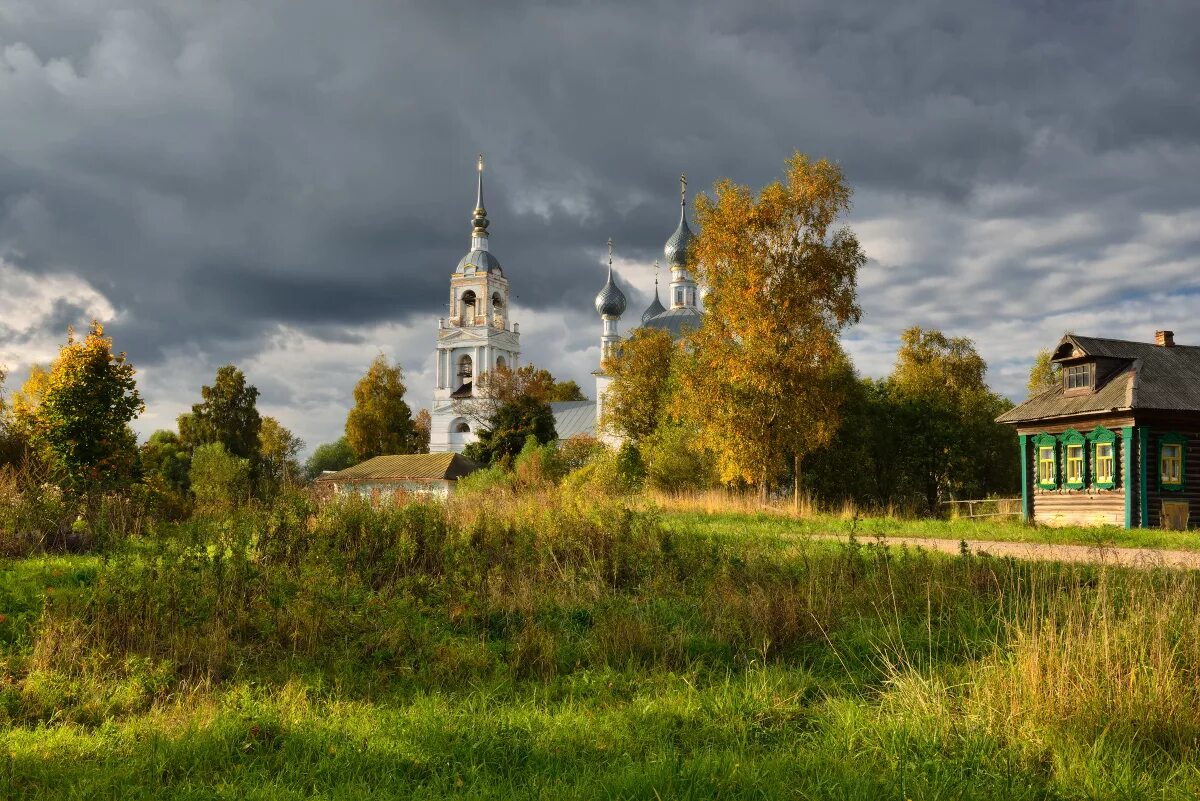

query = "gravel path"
[817,534,1200,570]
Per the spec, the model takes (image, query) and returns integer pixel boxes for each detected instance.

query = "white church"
[429,156,702,453]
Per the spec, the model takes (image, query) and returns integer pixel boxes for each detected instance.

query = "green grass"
[4,493,1200,798]
[663,508,1200,551]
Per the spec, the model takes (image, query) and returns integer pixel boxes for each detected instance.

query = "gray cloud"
[0,0,1198,452]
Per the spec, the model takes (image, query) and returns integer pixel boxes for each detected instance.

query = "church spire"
[471,153,490,251]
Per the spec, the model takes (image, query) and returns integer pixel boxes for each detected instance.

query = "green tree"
[601,327,675,444]
[259,416,304,495]
[305,437,356,480]
[889,327,1018,512]
[139,430,192,494]
[345,355,417,461]
[181,365,261,460]
[1027,349,1061,397]
[413,408,432,454]
[189,442,250,511]
[675,152,866,496]
[463,395,556,466]
[27,322,144,488]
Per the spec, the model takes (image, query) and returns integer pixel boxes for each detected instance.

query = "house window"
[1065,444,1085,487]
[1065,364,1093,390]
[1090,426,1117,490]
[1160,433,1186,491]
[1060,429,1086,490]
[1095,443,1114,486]
[1038,446,1056,486]
[1034,433,1059,490]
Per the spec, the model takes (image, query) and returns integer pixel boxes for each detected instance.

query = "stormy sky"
[1,1,1198,454]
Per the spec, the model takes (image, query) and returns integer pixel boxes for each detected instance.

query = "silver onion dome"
[664,173,694,267]
[595,238,627,318]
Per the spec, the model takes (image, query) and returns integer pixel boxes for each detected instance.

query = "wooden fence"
[940,498,1022,520]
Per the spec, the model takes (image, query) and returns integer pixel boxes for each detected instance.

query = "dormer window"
[1065,363,1093,391]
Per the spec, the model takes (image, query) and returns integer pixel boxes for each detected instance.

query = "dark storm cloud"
[1,0,1199,449]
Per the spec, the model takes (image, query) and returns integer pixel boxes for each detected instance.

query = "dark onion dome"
[664,212,693,268]
[641,306,701,339]
[641,283,666,324]
[456,249,503,274]
[595,266,627,318]
[664,174,694,267]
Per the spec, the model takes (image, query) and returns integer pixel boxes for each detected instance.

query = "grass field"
[3,491,1200,798]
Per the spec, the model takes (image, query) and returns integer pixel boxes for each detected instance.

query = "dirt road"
[818,534,1200,570]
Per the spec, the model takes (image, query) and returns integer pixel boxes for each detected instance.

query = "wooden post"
[793,454,799,515]
[1018,434,1031,522]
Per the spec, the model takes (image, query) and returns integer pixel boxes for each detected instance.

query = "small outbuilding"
[997,331,1200,529]
[315,452,482,500]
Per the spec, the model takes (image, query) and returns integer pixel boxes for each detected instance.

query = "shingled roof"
[316,452,481,482]
[997,334,1200,424]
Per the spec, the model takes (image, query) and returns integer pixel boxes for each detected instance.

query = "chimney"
[1156,330,1175,348]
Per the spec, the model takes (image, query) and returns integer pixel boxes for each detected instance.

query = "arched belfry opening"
[457,354,473,381]
[460,290,477,323]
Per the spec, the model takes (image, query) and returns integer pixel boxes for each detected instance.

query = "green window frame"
[1061,429,1087,490]
[1088,426,1118,490]
[1160,432,1187,492]
[1033,433,1058,490]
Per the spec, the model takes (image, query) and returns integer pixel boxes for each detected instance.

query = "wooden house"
[314,452,481,501]
[997,331,1200,529]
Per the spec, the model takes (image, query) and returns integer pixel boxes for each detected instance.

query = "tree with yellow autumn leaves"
[14,321,144,488]
[673,152,866,495]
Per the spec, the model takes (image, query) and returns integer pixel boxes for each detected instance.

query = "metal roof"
[550,400,597,439]
[317,452,481,482]
[456,249,503,275]
[997,334,1200,424]
[640,306,702,340]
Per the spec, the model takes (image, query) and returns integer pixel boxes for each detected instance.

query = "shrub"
[513,436,566,489]
[189,443,250,512]
[643,422,716,491]
[615,442,646,491]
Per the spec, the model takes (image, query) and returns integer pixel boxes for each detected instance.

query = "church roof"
[456,249,503,275]
[641,306,702,339]
[550,400,597,439]
[317,452,481,482]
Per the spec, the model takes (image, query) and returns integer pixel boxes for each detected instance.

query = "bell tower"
[429,155,522,453]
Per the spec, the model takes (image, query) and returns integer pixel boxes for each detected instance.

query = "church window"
[454,421,470,434]
[496,355,507,370]
[675,288,684,307]
[492,292,503,309]
[457,354,473,380]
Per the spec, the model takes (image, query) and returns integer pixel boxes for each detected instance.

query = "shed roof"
[317,452,481,482]
[997,334,1200,424]
[550,400,597,439]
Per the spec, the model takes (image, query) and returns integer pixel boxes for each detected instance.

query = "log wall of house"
[1020,416,1134,528]
[1140,417,1200,530]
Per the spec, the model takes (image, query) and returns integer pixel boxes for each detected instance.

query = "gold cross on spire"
[477,153,484,172]
[680,173,687,205]
[607,237,613,265]
[654,258,659,286]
